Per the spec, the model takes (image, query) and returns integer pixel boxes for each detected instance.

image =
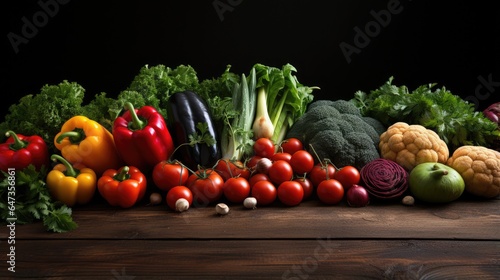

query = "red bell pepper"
[113,102,175,172]
[0,130,50,172]
[97,166,147,208]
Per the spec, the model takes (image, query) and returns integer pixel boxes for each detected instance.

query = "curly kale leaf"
[0,81,86,153]
[126,64,201,117]
[351,77,500,151]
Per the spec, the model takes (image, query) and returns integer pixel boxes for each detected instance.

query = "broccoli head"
[286,99,385,170]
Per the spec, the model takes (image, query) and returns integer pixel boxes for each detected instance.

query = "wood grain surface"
[1,195,499,279]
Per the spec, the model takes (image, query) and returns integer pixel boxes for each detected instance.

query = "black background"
[2,0,499,122]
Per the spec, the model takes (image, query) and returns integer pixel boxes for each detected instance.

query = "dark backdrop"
[2,0,499,121]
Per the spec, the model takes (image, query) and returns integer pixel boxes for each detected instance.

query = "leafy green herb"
[196,65,240,103]
[127,64,201,118]
[188,122,217,146]
[0,165,77,233]
[351,77,500,151]
[0,81,86,153]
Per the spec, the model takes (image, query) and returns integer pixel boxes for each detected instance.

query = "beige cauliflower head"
[447,145,500,198]
[379,122,449,170]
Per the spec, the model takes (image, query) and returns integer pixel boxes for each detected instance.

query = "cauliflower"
[379,122,449,171]
[285,100,384,170]
[447,145,500,198]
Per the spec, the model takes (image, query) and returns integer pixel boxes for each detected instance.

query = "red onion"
[483,102,500,124]
[346,184,370,207]
[360,158,409,199]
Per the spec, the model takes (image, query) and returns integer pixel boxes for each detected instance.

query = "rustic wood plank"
[15,197,500,240]
[2,239,499,279]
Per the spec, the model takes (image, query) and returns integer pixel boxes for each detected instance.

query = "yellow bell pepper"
[46,155,97,206]
[54,116,123,175]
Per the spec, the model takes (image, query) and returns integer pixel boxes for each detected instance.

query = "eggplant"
[167,90,221,170]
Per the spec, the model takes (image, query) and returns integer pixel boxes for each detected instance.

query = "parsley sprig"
[352,77,500,151]
[0,165,77,233]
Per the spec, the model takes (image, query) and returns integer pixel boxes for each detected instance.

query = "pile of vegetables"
[1,64,499,234]
[0,63,318,232]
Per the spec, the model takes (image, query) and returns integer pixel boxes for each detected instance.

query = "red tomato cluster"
[150,137,363,211]
[246,137,362,207]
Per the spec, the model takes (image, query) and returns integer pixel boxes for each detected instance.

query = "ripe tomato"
[187,169,224,206]
[316,179,344,205]
[271,152,292,163]
[294,177,313,200]
[248,173,270,188]
[152,160,189,192]
[277,181,304,206]
[166,186,193,211]
[308,162,336,187]
[215,159,251,181]
[290,150,314,175]
[223,177,251,203]
[280,138,303,155]
[268,160,294,185]
[334,166,360,191]
[251,180,277,206]
[253,137,275,158]
[246,155,262,170]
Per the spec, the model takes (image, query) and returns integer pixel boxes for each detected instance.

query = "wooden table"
[2,193,499,279]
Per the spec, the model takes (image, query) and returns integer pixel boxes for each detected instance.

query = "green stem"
[271,91,288,128]
[5,130,26,150]
[125,102,145,130]
[51,155,79,177]
[431,164,448,177]
[113,166,130,181]
[56,130,84,144]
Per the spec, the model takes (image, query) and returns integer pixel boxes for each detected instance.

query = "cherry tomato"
[215,159,251,181]
[251,180,277,206]
[271,152,292,163]
[280,138,303,155]
[278,181,304,206]
[248,173,270,188]
[166,186,193,211]
[316,179,344,205]
[268,160,294,185]
[187,169,224,206]
[246,155,262,170]
[152,161,189,192]
[334,166,361,191]
[308,162,336,187]
[294,177,313,200]
[223,177,251,203]
[253,137,275,158]
[290,150,314,175]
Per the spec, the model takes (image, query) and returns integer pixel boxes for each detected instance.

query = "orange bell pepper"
[54,116,123,175]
